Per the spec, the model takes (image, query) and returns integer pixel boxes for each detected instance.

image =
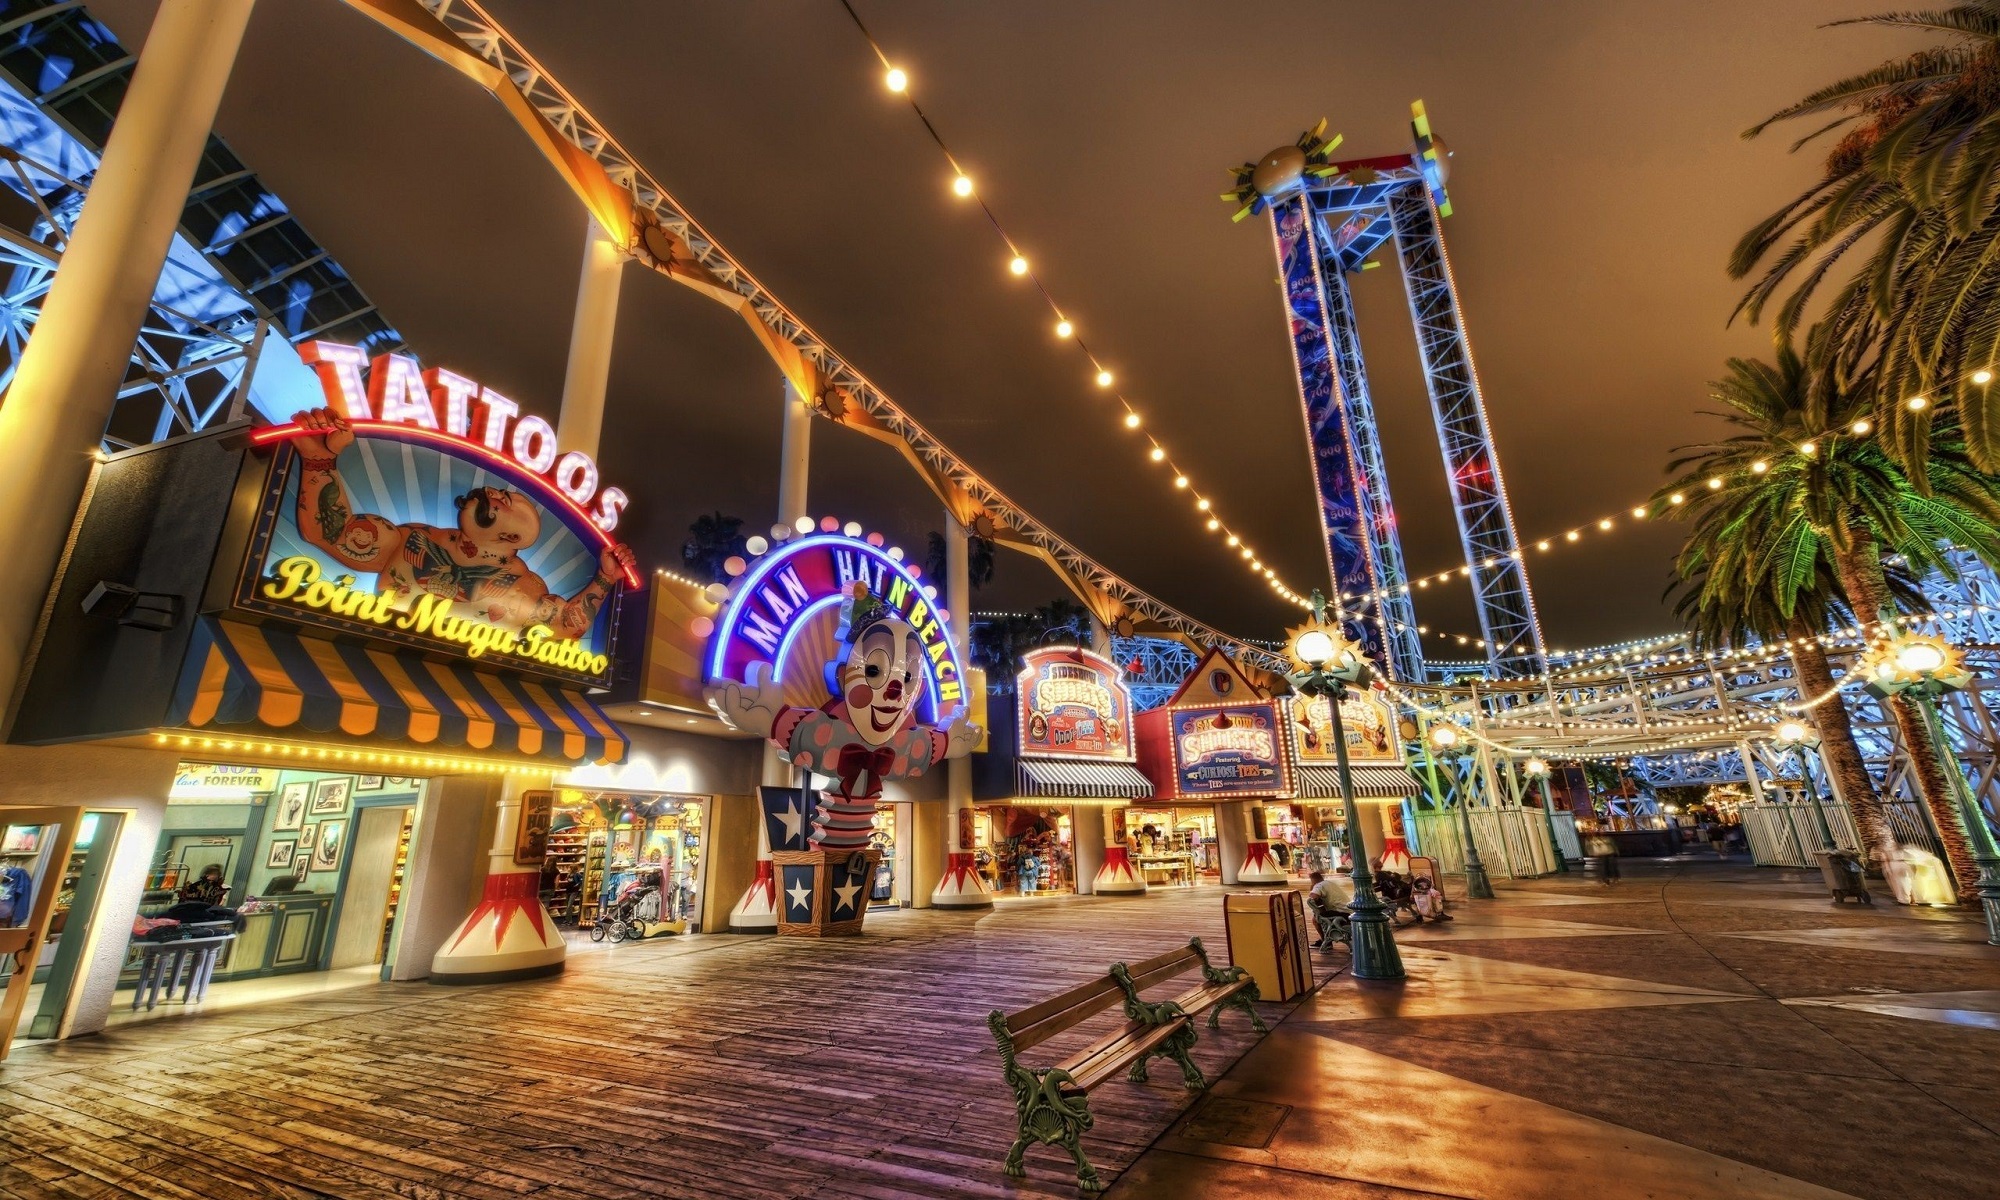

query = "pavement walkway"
[1,858,1996,1199]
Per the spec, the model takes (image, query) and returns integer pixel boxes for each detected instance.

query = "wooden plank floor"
[0,887,1307,1199]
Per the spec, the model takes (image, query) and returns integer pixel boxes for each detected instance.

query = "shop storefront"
[971,648,1153,898]
[3,361,635,1046]
[535,789,707,934]
[1285,689,1420,872]
[1135,648,1293,886]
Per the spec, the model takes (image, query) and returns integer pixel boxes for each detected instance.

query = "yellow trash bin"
[1222,889,1314,1002]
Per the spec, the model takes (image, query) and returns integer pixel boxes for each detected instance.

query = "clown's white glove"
[944,709,982,759]
[704,660,782,740]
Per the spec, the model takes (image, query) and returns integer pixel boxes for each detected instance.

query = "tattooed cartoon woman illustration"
[287,407,633,639]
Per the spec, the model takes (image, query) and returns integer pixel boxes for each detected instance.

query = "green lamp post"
[1523,756,1569,873]
[1771,718,1838,852]
[1860,631,2000,944]
[1427,723,1495,898]
[1284,592,1405,982]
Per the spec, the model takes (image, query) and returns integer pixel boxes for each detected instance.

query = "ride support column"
[431,774,566,982]
[0,0,257,717]
[933,514,992,908]
[556,217,627,457]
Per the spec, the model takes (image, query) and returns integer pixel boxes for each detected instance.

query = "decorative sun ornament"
[1223,119,1345,222]
[1283,597,1373,684]
[1860,630,1972,697]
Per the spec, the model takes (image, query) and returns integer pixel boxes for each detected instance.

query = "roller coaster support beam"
[0,0,254,720]
[557,217,627,457]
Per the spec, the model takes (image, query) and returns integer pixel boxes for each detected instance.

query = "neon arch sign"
[707,533,967,724]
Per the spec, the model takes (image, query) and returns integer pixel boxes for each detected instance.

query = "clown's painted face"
[840,618,924,747]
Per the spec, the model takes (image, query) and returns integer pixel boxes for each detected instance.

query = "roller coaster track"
[348,0,1288,672]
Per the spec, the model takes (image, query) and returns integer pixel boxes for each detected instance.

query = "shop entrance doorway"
[0,806,85,1060]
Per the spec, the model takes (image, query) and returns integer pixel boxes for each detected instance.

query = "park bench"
[987,937,1263,1193]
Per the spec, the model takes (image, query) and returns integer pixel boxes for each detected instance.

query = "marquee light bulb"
[885,67,908,92]
[1751,459,1769,474]
[1241,548,1253,560]
[952,174,973,197]
[795,516,815,534]
[1008,255,1029,276]
[1196,498,1211,511]
[1055,319,1073,338]
[1149,446,1165,462]
[1597,519,1612,530]
[1799,441,1817,456]
[1907,395,1929,411]
[1632,506,1647,518]
[1565,531,1580,542]
[1207,518,1220,531]
[1850,418,1872,435]
[1536,540,1550,551]
[1669,492,1685,505]
[1227,535,1239,546]
[843,521,863,537]
[1707,477,1723,489]
[1095,369,1114,387]
[1124,412,1140,428]
[1174,475,1189,488]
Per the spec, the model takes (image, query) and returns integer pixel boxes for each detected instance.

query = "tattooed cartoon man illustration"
[287,407,633,639]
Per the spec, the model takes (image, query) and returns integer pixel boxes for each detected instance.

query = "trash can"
[1811,850,1873,905]
[1223,890,1314,1001]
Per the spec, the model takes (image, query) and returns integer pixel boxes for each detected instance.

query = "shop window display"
[976,807,1075,896]
[545,791,707,936]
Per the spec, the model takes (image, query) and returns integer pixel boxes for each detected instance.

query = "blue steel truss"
[0,1,400,449]
[1261,107,1546,679]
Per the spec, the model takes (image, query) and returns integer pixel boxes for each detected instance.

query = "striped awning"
[1296,764,1419,800]
[168,618,627,765]
[1016,758,1155,800]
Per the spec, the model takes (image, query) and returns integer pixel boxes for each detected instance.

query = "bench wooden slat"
[1121,950,1200,995]
[1171,978,1250,1016]
[1062,1021,1189,1093]
[1004,977,1128,1050]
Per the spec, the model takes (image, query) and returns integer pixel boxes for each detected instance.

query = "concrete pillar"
[389,774,495,981]
[0,0,256,718]
[431,773,565,983]
[1238,800,1287,885]
[1216,802,1247,886]
[933,512,992,907]
[556,218,626,457]
[778,377,813,527]
[1072,805,1104,895]
[1090,615,1113,657]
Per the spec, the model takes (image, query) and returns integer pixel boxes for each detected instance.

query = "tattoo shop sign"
[235,351,638,685]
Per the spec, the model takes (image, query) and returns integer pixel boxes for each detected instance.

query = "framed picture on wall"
[356,776,385,792]
[310,820,346,872]
[309,777,351,816]
[273,782,309,832]
[265,840,296,870]
[297,824,317,861]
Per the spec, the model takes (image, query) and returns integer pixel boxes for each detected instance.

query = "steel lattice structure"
[1246,107,1545,679]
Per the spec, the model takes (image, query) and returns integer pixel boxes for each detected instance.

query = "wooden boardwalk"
[0,888,1301,1199]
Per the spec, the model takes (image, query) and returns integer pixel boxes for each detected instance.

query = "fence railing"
[1411,806,1564,880]
[1738,797,1947,869]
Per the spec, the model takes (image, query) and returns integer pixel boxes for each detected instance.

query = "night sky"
[91,2,1927,653]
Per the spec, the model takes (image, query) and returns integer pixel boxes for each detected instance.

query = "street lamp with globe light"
[1522,756,1569,874]
[1770,718,1839,853]
[1426,723,1494,899]
[1283,591,1405,982]
[1861,630,2000,942]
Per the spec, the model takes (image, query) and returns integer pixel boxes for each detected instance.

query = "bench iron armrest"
[1188,936,1259,1000]
[988,1010,1102,1191]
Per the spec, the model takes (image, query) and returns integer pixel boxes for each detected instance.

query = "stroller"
[591,870,662,943]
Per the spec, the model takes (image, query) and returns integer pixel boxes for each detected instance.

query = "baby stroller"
[1372,869,1425,927]
[591,870,662,943]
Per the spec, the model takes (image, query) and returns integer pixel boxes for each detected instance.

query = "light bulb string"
[836,1,1311,606]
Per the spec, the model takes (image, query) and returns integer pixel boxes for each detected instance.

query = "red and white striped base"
[1092,846,1148,895]
[431,869,565,982]
[729,857,780,932]
[931,851,994,908]
[1236,840,1289,886]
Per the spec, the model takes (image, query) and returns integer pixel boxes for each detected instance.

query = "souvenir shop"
[537,789,708,933]
[1283,689,1421,871]
[0,398,632,1048]
[1134,649,1295,885]
[973,648,1154,898]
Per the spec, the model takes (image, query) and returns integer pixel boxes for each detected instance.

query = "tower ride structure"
[1229,105,1545,681]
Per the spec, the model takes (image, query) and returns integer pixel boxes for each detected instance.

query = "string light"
[838,3,1309,605]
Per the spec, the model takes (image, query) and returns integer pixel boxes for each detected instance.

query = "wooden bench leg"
[1130,1022,1205,1090]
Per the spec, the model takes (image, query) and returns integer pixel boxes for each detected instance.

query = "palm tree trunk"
[1832,530,1981,895]
[1787,618,1893,872]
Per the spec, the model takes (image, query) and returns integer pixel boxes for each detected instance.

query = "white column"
[0,0,256,716]
[1072,806,1103,895]
[1090,614,1112,657]
[934,512,993,907]
[555,218,626,457]
[1092,806,1147,893]
[1216,802,1247,886]
[778,378,813,527]
[431,774,565,982]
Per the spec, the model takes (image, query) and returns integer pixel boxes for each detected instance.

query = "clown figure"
[707,582,980,850]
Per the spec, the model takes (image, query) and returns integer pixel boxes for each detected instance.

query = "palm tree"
[1667,528,1898,868]
[970,597,1096,688]
[1732,5,2000,470]
[922,530,997,591]
[1655,349,2000,889]
[681,512,747,583]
